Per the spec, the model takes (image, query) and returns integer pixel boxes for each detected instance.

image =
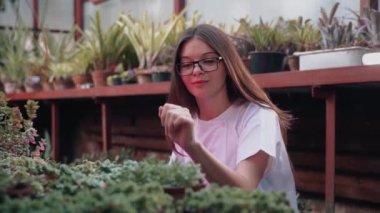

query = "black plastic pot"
[249,51,286,73]
[152,72,171,82]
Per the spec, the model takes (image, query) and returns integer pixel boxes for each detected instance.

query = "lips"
[191,80,208,85]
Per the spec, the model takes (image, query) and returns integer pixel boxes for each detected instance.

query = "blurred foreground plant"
[0,92,46,159]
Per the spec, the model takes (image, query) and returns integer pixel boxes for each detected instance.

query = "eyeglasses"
[176,56,223,76]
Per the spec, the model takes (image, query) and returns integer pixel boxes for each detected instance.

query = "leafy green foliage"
[0,26,31,84]
[178,184,294,213]
[77,11,130,72]
[0,155,294,212]
[118,10,186,69]
[287,17,321,52]
[243,18,290,52]
[0,182,174,213]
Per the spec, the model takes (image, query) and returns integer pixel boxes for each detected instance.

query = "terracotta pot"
[53,78,74,90]
[164,183,205,200]
[6,183,35,198]
[72,73,93,89]
[3,81,24,94]
[136,74,152,84]
[91,70,112,87]
[287,55,300,71]
[41,81,54,91]
[135,68,152,84]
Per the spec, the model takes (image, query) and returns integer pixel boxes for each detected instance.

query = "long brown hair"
[168,24,291,133]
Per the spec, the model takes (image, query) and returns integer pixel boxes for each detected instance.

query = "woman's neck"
[197,94,232,120]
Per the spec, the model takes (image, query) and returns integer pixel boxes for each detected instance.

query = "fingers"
[159,103,186,126]
[164,107,183,139]
[158,103,192,142]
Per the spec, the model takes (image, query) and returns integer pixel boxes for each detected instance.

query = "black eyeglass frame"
[175,56,223,76]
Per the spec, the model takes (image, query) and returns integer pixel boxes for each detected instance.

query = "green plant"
[67,48,92,76]
[0,26,31,85]
[48,62,73,82]
[78,11,130,72]
[118,10,185,69]
[287,17,321,52]
[38,30,77,82]
[157,11,201,66]
[178,184,294,213]
[318,2,356,49]
[244,18,289,52]
[0,92,45,159]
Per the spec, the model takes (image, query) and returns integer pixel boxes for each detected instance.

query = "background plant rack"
[7,64,380,212]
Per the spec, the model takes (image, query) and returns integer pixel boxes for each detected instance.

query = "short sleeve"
[236,107,282,164]
[168,143,193,164]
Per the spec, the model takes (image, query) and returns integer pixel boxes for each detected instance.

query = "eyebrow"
[180,52,219,60]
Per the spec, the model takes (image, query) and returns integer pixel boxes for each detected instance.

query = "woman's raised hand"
[158,103,196,152]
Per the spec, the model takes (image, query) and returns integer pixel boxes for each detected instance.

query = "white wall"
[187,0,360,27]
[39,0,73,31]
[0,0,372,31]
[83,0,174,30]
[0,0,73,30]
[0,0,33,27]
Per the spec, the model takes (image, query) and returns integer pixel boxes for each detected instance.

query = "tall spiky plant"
[244,18,289,52]
[287,17,321,52]
[77,11,130,72]
[118,9,186,69]
[0,26,31,84]
[353,7,380,48]
[318,3,357,49]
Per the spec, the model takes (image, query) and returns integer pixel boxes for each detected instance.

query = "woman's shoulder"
[235,100,277,120]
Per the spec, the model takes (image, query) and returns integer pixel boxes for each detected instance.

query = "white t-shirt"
[169,101,298,210]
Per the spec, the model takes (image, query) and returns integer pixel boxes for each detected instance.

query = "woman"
[158,24,297,210]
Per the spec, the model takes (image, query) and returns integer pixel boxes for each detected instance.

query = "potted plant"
[118,11,184,84]
[78,11,130,87]
[0,26,31,93]
[286,17,321,70]
[24,46,52,92]
[39,30,77,90]
[354,7,380,48]
[49,62,74,90]
[244,18,290,73]
[69,48,93,89]
[232,17,256,69]
[151,11,201,83]
[295,3,370,71]
[120,69,137,84]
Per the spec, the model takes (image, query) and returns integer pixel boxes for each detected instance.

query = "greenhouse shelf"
[6,65,380,211]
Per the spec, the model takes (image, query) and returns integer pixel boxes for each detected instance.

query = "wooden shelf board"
[6,65,380,101]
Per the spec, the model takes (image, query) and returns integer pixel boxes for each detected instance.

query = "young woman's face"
[178,38,228,100]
